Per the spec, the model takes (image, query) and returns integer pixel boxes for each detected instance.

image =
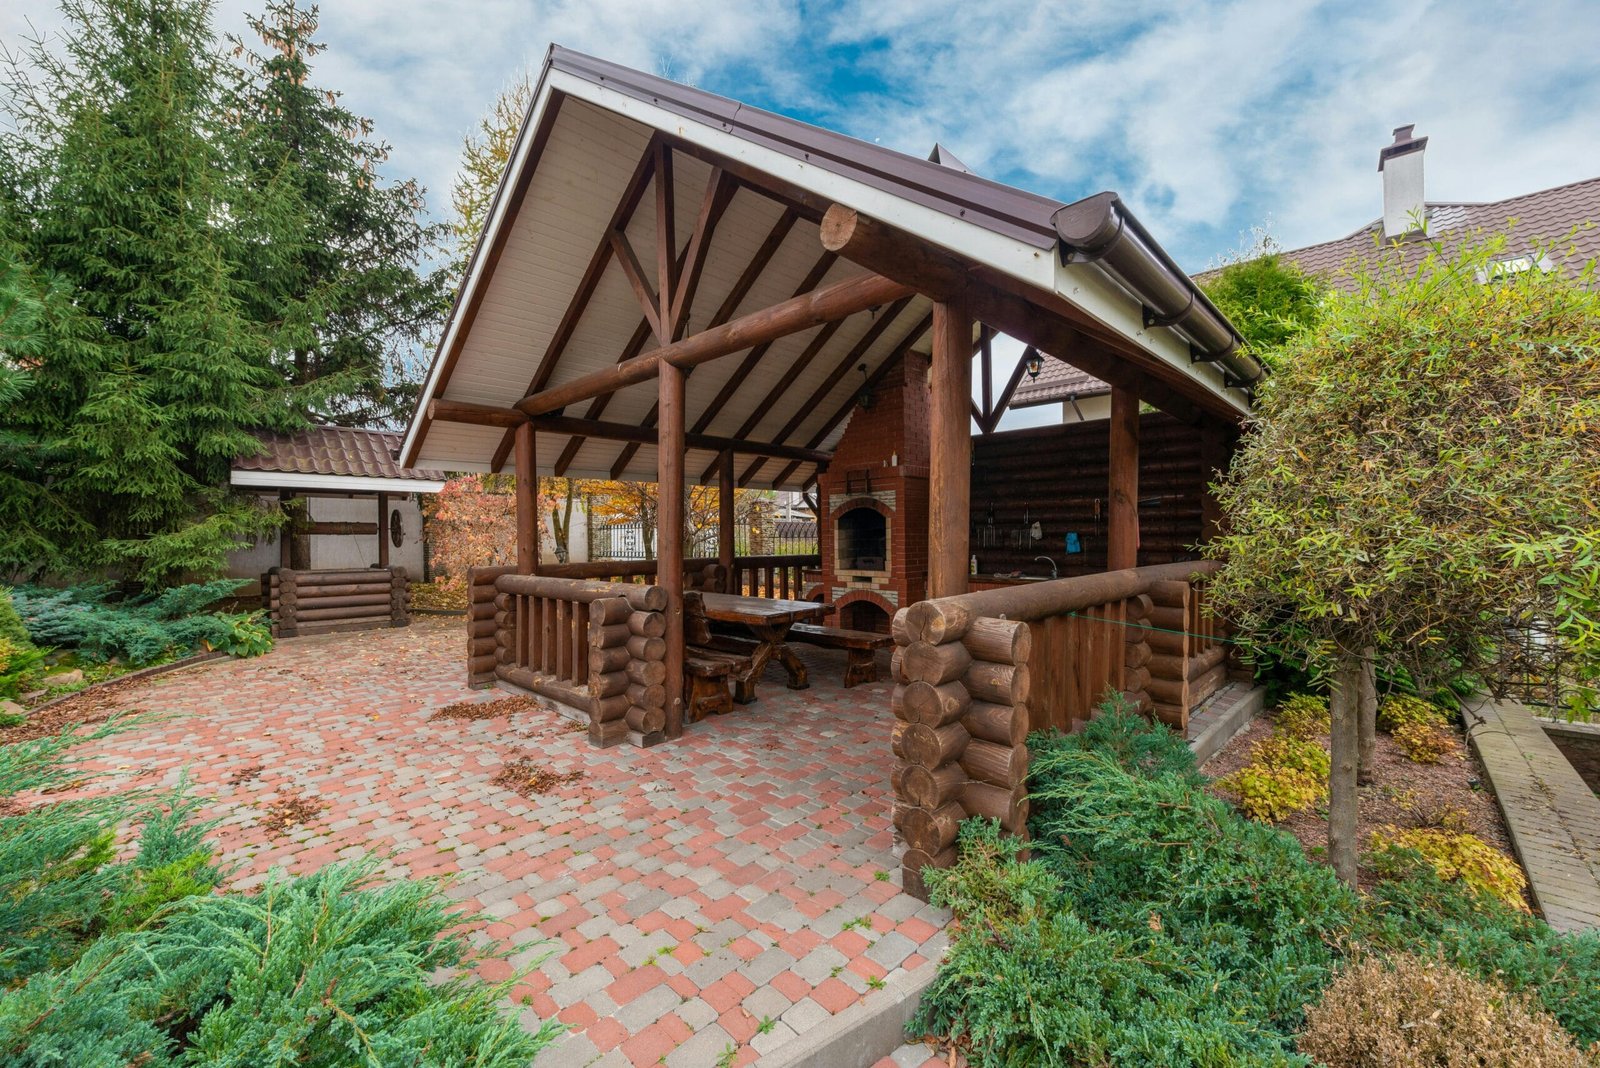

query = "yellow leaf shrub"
[1370,826,1529,911]
[1392,720,1460,764]
[1220,736,1330,822]
[1273,693,1329,738]
[1378,694,1450,733]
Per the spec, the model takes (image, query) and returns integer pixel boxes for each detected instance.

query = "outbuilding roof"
[232,426,449,494]
[401,47,1258,486]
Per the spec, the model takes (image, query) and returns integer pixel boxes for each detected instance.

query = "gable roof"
[232,426,449,494]
[1281,175,1600,288]
[400,47,1258,486]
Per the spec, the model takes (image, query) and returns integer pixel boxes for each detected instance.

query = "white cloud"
[4,0,1598,268]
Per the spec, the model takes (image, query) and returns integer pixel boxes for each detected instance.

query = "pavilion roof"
[401,47,1256,489]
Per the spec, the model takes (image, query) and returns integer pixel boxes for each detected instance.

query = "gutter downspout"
[1052,192,1264,396]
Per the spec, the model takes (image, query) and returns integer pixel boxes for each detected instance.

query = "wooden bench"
[685,647,754,721]
[787,623,893,687]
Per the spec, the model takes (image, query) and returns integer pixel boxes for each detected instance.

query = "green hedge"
[912,706,1600,1065]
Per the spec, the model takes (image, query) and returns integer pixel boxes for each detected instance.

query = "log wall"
[890,560,1224,900]
[970,413,1207,577]
[263,566,411,637]
[482,572,672,749]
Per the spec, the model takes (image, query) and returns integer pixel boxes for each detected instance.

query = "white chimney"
[1378,124,1428,238]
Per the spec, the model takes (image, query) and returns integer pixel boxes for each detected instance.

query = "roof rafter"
[738,297,918,486]
[486,134,662,471]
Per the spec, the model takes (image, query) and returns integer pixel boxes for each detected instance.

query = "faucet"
[1034,555,1058,579]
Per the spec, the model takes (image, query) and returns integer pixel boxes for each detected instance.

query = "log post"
[717,449,736,593]
[1199,419,1231,545]
[376,491,390,569]
[515,421,538,574]
[278,491,293,569]
[929,295,972,598]
[1108,384,1140,571]
[659,362,686,739]
[276,568,298,637]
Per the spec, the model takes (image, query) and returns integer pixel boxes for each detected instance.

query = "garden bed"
[1203,707,1517,894]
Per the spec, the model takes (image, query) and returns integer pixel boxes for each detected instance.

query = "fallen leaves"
[490,757,584,799]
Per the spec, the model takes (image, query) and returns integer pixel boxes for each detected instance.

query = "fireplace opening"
[836,507,887,573]
[841,599,891,634]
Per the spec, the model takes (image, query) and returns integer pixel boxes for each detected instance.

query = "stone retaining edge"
[26,650,230,714]
[1463,696,1600,933]
[759,959,940,1068]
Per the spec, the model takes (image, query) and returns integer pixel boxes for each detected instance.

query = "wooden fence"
[263,566,410,637]
[889,560,1226,899]
[465,567,671,748]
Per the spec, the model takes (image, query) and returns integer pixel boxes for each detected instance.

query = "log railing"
[465,568,671,749]
[540,554,819,598]
[264,566,410,637]
[889,560,1222,899]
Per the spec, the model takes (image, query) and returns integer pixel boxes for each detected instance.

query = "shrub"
[1392,720,1459,763]
[0,587,30,646]
[0,723,560,1064]
[1274,692,1330,738]
[1298,953,1594,1067]
[1219,735,1330,822]
[915,709,1357,1065]
[10,581,270,665]
[1378,693,1451,733]
[1369,826,1528,912]
[1361,852,1600,1045]
[0,636,47,703]
[918,703,1600,1061]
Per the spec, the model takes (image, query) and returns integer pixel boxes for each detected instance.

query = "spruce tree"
[0,0,281,583]
[226,0,449,427]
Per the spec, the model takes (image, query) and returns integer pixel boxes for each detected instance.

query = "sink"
[979,574,1053,583]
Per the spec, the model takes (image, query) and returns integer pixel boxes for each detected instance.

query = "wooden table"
[698,593,831,701]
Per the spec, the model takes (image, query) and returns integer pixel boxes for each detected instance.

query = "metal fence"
[587,515,818,561]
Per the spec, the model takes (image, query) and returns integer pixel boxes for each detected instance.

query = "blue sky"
[5,1,1599,432]
[7,0,1600,272]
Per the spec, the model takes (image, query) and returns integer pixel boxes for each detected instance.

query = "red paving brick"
[42,620,950,1065]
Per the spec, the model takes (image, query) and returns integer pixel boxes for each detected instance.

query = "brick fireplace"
[816,351,931,633]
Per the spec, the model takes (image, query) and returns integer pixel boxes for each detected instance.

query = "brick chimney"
[1378,124,1428,238]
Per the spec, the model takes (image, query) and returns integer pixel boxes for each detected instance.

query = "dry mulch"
[409,582,467,612]
[1203,709,1515,894]
[490,756,585,799]
[0,677,156,746]
[428,695,552,723]
[259,792,326,836]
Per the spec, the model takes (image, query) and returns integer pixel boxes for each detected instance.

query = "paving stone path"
[50,618,956,1067]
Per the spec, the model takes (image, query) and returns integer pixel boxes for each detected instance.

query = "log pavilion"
[399,48,1264,893]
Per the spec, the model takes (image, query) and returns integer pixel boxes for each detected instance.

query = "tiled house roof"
[1280,175,1600,291]
[233,426,450,487]
[1012,174,1599,411]
[1009,360,1110,408]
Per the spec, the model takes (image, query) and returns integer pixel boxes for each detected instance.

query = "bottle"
[969,555,978,576]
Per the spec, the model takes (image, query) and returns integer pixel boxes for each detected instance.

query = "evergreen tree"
[0,0,282,583]
[226,0,450,426]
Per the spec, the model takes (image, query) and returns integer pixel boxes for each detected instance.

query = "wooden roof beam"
[821,204,1208,424]
[487,136,661,471]
[747,306,929,487]
[515,271,914,419]
[605,202,801,479]
[554,163,737,476]
[429,400,831,465]
[985,345,1037,433]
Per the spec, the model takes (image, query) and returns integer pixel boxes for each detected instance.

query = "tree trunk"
[1328,656,1362,886]
[1357,647,1378,786]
